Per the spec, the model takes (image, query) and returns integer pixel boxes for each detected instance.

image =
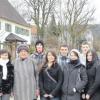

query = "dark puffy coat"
[61,60,87,100]
[87,61,100,100]
[84,50,100,100]
[39,63,63,97]
[0,61,14,94]
[85,61,96,93]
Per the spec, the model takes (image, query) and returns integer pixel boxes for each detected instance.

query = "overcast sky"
[88,0,100,24]
[9,0,100,24]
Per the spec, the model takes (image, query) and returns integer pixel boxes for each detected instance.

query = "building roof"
[0,0,29,27]
[5,33,27,42]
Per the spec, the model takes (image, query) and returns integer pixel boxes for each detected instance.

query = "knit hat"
[70,49,81,58]
[17,44,29,53]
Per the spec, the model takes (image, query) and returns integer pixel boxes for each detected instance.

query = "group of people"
[0,40,100,100]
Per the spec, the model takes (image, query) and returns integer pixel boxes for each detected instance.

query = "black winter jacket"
[84,61,96,94]
[0,61,14,94]
[39,63,63,97]
[87,61,100,100]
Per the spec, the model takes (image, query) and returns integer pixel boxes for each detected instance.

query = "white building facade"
[0,0,31,45]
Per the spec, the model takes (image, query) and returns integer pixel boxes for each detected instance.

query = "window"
[15,26,29,36]
[5,23,12,32]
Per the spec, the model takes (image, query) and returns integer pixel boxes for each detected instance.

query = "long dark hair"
[42,50,57,69]
[86,50,98,63]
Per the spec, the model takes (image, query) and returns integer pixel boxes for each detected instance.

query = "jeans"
[0,94,10,100]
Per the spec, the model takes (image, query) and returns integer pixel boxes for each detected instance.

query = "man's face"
[36,43,43,53]
[60,46,68,56]
[81,44,90,55]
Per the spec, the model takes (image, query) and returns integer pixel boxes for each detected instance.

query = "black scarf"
[70,59,79,65]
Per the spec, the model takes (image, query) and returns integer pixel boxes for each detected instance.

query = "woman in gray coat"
[13,44,38,100]
[61,49,87,100]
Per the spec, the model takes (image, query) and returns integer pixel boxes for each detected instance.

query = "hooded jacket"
[62,59,87,100]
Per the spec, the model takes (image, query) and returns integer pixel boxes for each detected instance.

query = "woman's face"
[70,52,78,60]
[81,44,90,54]
[19,50,29,59]
[87,52,92,62]
[47,52,55,63]
[0,53,8,60]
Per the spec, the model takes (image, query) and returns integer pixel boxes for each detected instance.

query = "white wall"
[0,18,31,44]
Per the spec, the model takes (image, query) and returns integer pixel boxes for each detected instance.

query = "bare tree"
[10,0,95,47]
[66,0,95,47]
[56,0,95,48]
[22,0,57,39]
[10,0,57,39]
[9,0,31,21]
